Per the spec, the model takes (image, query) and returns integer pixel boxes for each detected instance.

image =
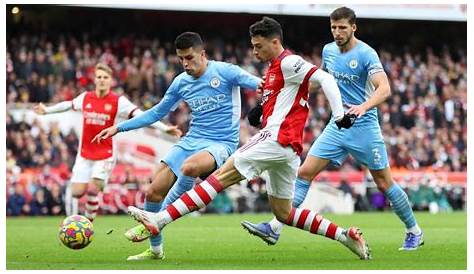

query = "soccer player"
[125,17,371,260]
[33,63,182,222]
[92,32,262,260]
[242,7,424,251]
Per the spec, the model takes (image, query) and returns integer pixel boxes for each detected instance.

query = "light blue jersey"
[322,40,384,125]
[309,40,388,170]
[117,60,260,154]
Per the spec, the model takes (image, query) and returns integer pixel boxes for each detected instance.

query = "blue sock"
[385,183,417,229]
[293,177,311,208]
[144,200,162,247]
[150,176,195,247]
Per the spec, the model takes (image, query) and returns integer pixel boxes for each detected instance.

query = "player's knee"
[181,163,199,177]
[87,183,100,196]
[72,189,86,198]
[297,166,315,182]
[374,178,392,192]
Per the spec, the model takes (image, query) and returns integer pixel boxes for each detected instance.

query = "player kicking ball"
[242,7,424,252]
[125,17,371,260]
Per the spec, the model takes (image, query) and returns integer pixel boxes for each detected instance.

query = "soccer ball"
[58,215,94,250]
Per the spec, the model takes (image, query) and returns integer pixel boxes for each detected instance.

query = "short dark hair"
[174,32,203,50]
[249,16,283,42]
[330,6,356,25]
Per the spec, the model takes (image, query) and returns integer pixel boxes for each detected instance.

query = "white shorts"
[70,154,116,184]
[233,130,300,199]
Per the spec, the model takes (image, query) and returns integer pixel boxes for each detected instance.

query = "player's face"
[94,70,112,92]
[251,35,278,62]
[176,47,206,77]
[330,18,356,47]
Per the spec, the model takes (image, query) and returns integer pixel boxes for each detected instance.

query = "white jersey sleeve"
[71,92,87,111]
[117,95,139,119]
[280,55,317,84]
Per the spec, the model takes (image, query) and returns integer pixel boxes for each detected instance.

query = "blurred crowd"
[6,32,467,216]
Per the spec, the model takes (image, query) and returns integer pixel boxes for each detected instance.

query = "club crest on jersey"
[104,103,112,112]
[349,59,358,69]
[210,77,221,88]
[268,74,276,85]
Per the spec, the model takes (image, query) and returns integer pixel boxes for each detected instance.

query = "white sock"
[407,224,422,235]
[269,217,284,234]
[336,229,347,242]
[151,244,163,254]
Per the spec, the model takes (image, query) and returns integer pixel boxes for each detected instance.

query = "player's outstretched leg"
[283,207,371,260]
[128,174,224,236]
[241,177,311,245]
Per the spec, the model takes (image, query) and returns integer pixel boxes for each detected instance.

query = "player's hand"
[248,104,263,127]
[33,103,47,115]
[165,125,183,138]
[346,103,367,118]
[335,113,357,129]
[92,126,118,144]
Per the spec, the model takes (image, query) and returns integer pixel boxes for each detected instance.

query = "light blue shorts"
[162,138,234,178]
[308,121,389,170]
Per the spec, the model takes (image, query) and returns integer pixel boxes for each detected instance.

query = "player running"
[125,17,371,260]
[242,7,424,251]
[92,32,262,261]
[33,63,182,222]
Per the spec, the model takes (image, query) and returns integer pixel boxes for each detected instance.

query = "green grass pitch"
[6,212,466,270]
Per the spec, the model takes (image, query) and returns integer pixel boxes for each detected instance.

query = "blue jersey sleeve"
[364,48,384,77]
[321,45,328,71]
[116,78,182,132]
[227,64,260,90]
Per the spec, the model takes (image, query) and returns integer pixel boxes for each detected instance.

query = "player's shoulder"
[280,53,313,73]
[211,60,238,71]
[322,41,338,54]
[356,40,378,56]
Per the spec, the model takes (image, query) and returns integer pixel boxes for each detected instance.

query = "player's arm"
[130,109,182,137]
[92,80,182,143]
[347,71,391,117]
[309,69,345,121]
[229,63,262,91]
[33,93,85,115]
[119,96,182,137]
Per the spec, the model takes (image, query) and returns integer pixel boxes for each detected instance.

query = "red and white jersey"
[261,50,318,155]
[72,91,139,160]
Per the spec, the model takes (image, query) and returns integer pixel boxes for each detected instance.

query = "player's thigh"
[345,126,389,170]
[162,144,194,179]
[181,149,219,178]
[308,124,348,167]
[298,155,331,181]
